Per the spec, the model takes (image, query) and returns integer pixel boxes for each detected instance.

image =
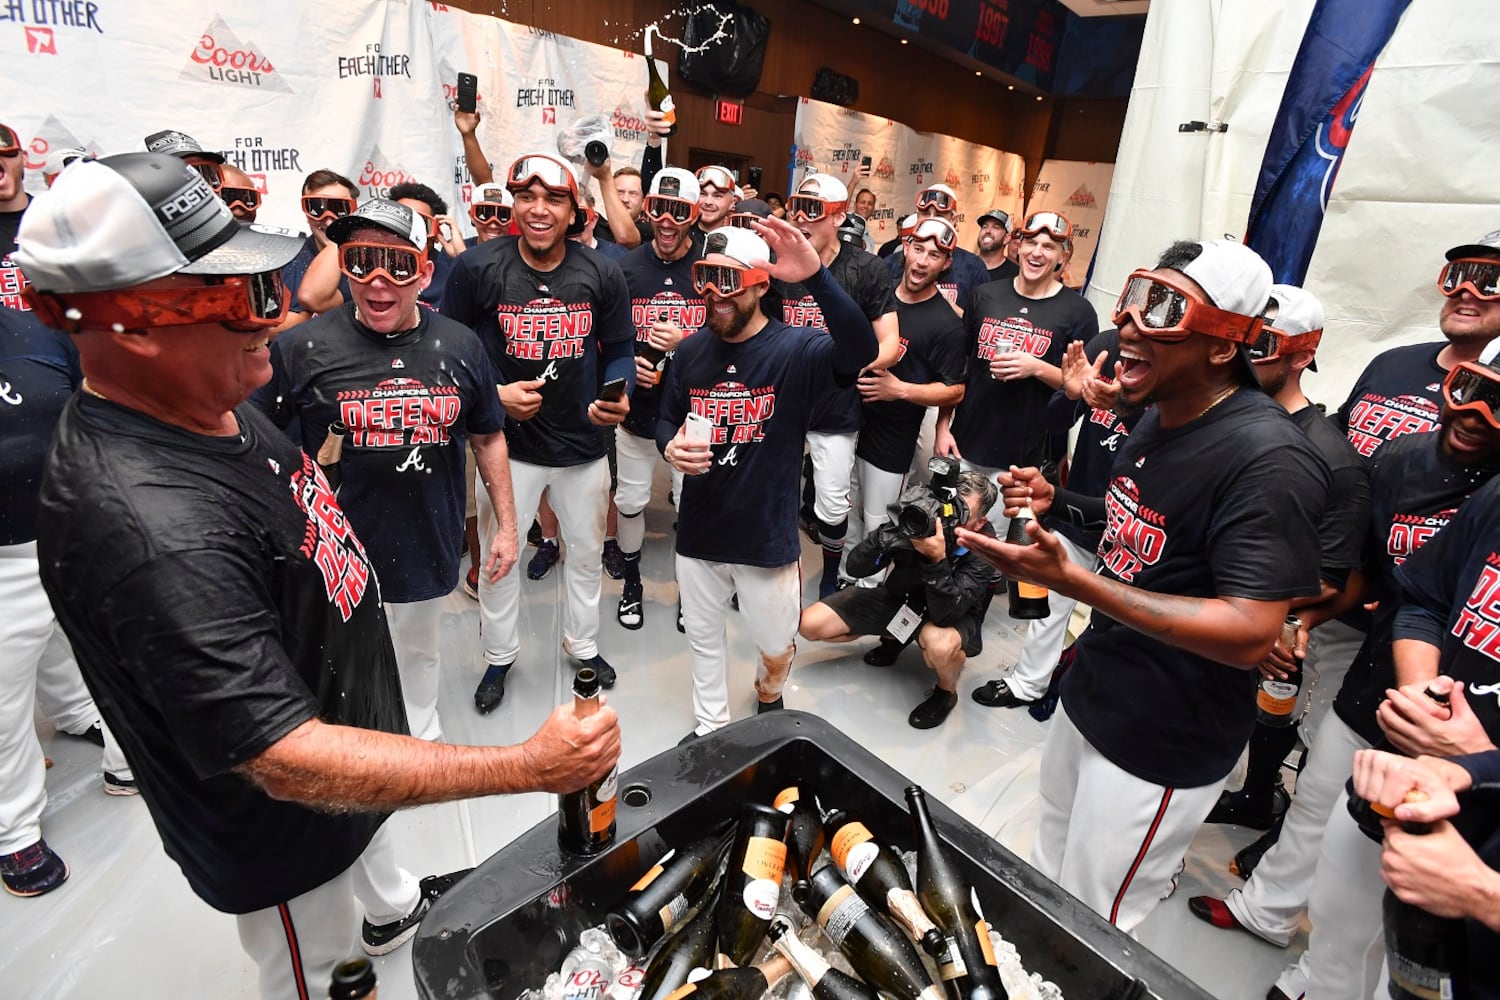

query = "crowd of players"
[3,101,1500,1000]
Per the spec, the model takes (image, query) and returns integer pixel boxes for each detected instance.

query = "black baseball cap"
[144,129,225,164]
[326,199,429,249]
[1445,229,1500,261]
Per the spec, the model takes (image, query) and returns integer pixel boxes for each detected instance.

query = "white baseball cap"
[1266,284,1324,337]
[703,227,770,268]
[16,153,301,294]
[798,173,849,204]
[474,184,513,207]
[650,167,700,202]
[1177,239,1273,317]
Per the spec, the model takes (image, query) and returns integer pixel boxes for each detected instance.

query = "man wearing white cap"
[466,183,513,247]
[887,182,990,312]
[960,239,1331,931]
[660,219,878,739]
[694,165,738,240]
[16,152,619,994]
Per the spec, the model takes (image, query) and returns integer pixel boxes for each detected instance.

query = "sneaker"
[462,564,479,599]
[474,663,510,715]
[1230,818,1283,879]
[1,839,69,897]
[526,539,560,580]
[103,771,139,796]
[971,678,1040,708]
[909,688,959,730]
[1187,895,1247,933]
[602,539,625,580]
[361,893,432,956]
[863,638,904,667]
[63,721,106,748]
[756,696,784,714]
[576,654,617,689]
[617,581,644,630]
[527,518,544,548]
[678,728,701,746]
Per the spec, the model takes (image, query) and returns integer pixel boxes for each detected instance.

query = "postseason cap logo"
[659,176,681,198]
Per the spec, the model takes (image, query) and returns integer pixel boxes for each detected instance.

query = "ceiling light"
[900,38,908,44]
[1007,85,1014,91]
[852,16,860,24]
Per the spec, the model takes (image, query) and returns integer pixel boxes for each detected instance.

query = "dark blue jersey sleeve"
[803,265,878,377]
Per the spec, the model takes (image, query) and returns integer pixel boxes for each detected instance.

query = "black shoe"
[474,663,510,714]
[527,518,544,548]
[577,654,617,689]
[817,575,841,600]
[602,539,626,580]
[757,696,784,714]
[362,894,432,956]
[527,539,560,580]
[971,679,1039,708]
[1230,817,1284,879]
[1205,784,1290,831]
[863,639,904,667]
[678,729,701,745]
[617,580,644,630]
[63,721,107,748]
[1,839,68,898]
[909,689,959,730]
[418,868,472,903]
[800,509,821,546]
[729,592,739,612]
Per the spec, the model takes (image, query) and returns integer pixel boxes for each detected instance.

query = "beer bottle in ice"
[799,865,944,1000]
[661,956,790,1000]
[640,906,717,1000]
[767,915,879,1000]
[775,785,826,905]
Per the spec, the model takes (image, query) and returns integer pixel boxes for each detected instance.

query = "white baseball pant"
[956,459,1012,540]
[475,458,609,665]
[1031,703,1227,933]
[0,541,130,855]
[1223,710,1370,945]
[614,428,668,557]
[807,431,858,526]
[236,822,419,1000]
[908,407,939,481]
[676,556,801,735]
[846,459,907,588]
[1004,531,1096,700]
[1270,790,1386,1000]
[1293,617,1365,745]
[385,597,447,742]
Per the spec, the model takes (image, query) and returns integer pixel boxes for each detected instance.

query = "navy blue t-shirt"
[949,280,1098,469]
[441,236,636,467]
[422,248,453,313]
[1334,342,1447,459]
[0,307,79,544]
[0,198,32,312]
[254,305,504,603]
[617,242,705,441]
[1063,389,1330,787]
[855,291,966,474]
[1290,403,1371,591]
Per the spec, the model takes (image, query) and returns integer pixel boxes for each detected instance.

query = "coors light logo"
[182,16,290,91]
[359,146,420,200]
[1065,185,1097,209]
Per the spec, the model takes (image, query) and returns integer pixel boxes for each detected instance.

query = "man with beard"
[614,168,706,631]
[660,221,878,740]
[935,212,1098,536]
[848,217,967,596]
[765,173,899,597]
[443,153,634,712]
[977,207,1018,283]
[960,239,1330,933]
[886,183,990,312]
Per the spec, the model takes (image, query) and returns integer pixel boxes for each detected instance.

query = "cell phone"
[456,72,478,114]
[600,377,628,403]
[746,165,763,190]
[860,156,872,170]
[684,411,713,445]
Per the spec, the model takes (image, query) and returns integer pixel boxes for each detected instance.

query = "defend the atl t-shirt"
[1334,342,1447,459]
[949,280,1098,469]
[617,242,705,441]
[36,398,405,914]
[1062,389,1330,787]
[1290,404,1371,590]
[255,304,504,603]
[1,198,32,312]
[0,306,78,544]
[856,292,966,474]
[442,236,634,467]
[885,245,990,315]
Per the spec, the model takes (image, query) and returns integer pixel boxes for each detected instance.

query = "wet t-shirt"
[855,292,966,474]
[0,307,78,544]
[617,242,705,440]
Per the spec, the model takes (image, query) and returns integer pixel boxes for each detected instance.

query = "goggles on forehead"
[916,189,955,213]
[508,154,578,196]
[644,194,698,224]
[1017,211,1074,241]
[1112,269,1266,344]
[302,195,356,221]
[727,212,766,231]
[788,194,847,222]
[339,242,425,286]
[25,271,289,334]
[695,166,735,193]
[906,217,957,253]
[190,161,223,191]
[471,202,512,225]
[219,187,261,211]
[1443,363,1500,430]
[0,124,20,156]
[1438,258,1500,301]
[1246,324,1322,364]
[692,261,769,298]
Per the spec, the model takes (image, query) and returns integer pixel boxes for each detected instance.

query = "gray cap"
[143,129,225,164]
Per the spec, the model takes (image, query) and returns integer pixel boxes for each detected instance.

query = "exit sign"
[715,97,744,126]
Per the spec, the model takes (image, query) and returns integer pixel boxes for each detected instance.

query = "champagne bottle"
[1004,505,1049,621]
[905,787,1007,1000]
[662,956,791,1000]
[799,865,944,1000]
[317,420,347,493]
[715,802,789,966]
[1254,616,1304,728]
[775,785,826,905]
[609,830,733,958]
[1380,791,1465,999]
[767,915,880,1000]
[328,957,377,999]
[558,668,618,855]
[639,905,718,1000]
[644,27,678,138]
[823,807,944,957]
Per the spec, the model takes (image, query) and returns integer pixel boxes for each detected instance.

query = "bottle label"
[1387,952,1451,1000]
[976,921,998,967]
[830,822,874,871]
[742,835,787,882]
[774,787,800,813]
[609,965,646,1000]
[591,768,618,833]
[1016,581,1049,599]
[663,984,697,1000]
[563,961,612,1000]
[742,877,780,919]
[937,936,968,980]
[658,892,689,933]
[629,848,673,892]
[1256,680,1298,716]
[815,883,870,948]
[844,841,880,883]
[660,95,676,116]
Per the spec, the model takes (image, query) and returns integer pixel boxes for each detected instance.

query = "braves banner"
[1,1,665,242]
[1025,159,1113,287]
[791,98,1025,253]
[1244,0,1413,284]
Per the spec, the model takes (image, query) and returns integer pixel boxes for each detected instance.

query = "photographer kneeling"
[799,464,1000,729]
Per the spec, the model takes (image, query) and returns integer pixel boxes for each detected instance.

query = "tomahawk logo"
[182,16,290,91]
[358,146,419,200]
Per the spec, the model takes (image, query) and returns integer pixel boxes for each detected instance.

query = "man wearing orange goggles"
[218,163,261,224]
[467,184,513,246]
[884,183,990,312]
[273,168,361,331]
[1,122,32,308]
[955,237,1332,935]
[694,164,739,237]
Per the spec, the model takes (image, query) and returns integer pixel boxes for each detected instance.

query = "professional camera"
[889,456,969,539]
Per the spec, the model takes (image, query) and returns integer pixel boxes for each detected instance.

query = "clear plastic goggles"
[1017,211,1074,241]
[916,189,955,213]
[906,217,958,253]
[338,242,424,286]
[695,166,735,193]
[509,154,578,196]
